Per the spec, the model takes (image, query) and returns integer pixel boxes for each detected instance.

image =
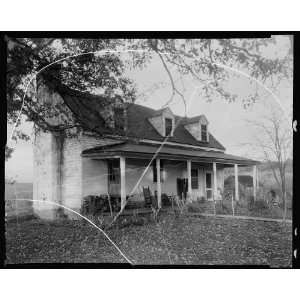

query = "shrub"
[252,199,269,210]
[162,194,172,206]
[81,195,121,215]
[116,214,150,228]
[187,203,201,213]
[247,195,255,209]
[125,196,145,210]
[197,196,206,203]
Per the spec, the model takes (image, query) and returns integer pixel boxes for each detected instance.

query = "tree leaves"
[5,145,14,161]
[6,37,293,144]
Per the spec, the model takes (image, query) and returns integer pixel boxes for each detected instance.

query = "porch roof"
[82,142,259,166]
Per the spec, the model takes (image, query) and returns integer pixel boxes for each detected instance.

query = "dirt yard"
[5,214,292,267]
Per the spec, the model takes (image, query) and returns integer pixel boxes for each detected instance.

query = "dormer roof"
[148,106,175,137]
[182,115,209,125]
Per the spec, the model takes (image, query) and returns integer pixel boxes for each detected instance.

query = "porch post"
[234,164,239,201]
[156,158,162,209]
[120,156,126,210]
[187,159,192,201]
[253,165,257,202]
[213,162,217,200]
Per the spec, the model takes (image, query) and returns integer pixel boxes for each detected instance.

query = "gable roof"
[42,76,225,151]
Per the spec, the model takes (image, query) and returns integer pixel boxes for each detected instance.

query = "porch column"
[156,158,162,209]
[120,156,126,210]
[187,159,192,201]
[234,164,239,201]
[213,162,217,200]
[253,165,257,202]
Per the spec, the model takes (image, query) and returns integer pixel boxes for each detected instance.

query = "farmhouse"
[33,76,259,219]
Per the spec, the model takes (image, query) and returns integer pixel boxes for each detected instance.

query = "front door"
[177,178,188,200]
[205,172,213,201]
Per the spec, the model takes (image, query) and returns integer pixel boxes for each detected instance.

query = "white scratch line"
[8,198,134,265]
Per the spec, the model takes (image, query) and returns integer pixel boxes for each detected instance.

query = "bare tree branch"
[155,50,187,115]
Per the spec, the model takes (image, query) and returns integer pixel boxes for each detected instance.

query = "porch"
[81,142,259,211]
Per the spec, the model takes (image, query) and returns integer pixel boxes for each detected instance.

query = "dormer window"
[183,115,209,142]
[165,118,173,136]
[201,124,208,142]
[148,107,175,137]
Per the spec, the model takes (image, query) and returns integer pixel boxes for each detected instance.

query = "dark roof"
[125,103,225,150]
[43,76,225,150]
[82,142,259,166]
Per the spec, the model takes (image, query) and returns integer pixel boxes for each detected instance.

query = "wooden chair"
[142,186,157,208]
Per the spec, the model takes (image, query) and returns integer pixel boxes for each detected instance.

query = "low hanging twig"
[155,50,187,116]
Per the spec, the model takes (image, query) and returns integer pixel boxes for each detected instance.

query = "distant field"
[5,182,33,200]
[5,183,33,217]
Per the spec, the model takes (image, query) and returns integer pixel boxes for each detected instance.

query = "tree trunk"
[282,180,287,221]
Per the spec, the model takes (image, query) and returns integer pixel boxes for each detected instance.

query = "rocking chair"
[142,186,158,209]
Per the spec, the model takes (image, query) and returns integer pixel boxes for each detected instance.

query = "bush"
[252,199,269,210]
[197,196,206,203]
[162,194,171,206]
[81,195,121,215]
[116,214,151,228]
[125,196,145,210]
[187,203,202,213]
[247,195,254,209]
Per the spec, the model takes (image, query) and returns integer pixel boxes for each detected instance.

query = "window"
[108,160,120,183]
[191,169,199,189]
[201,124,207,142]
[153,160,164,183]
[165,118,173,136]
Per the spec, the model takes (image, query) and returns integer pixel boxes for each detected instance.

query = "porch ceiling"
[82,142,259,166]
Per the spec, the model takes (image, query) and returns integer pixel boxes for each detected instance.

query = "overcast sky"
[6,38,292,183]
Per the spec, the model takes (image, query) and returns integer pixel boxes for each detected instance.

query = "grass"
[5,213,292,267]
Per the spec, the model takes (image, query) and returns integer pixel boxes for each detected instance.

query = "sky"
[5,37,293,183]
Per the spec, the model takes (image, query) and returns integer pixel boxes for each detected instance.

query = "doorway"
[205,171,213,201]
[177,178,188,200]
